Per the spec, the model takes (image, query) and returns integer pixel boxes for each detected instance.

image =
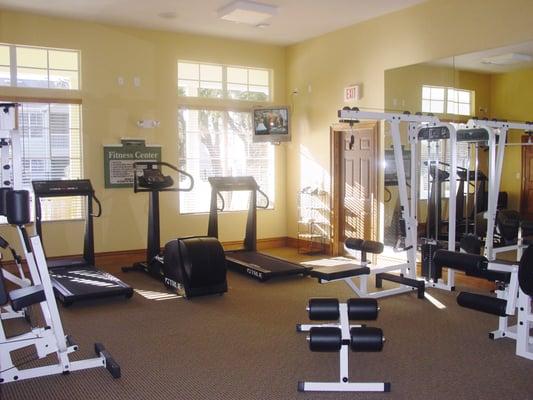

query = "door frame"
[330,122,380,256]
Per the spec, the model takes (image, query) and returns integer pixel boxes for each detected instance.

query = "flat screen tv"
[253,107,290,143]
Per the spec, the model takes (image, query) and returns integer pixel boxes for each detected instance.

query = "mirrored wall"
[383,40,533,247]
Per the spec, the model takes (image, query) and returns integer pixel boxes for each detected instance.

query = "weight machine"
[296,297,389,392]
[0,103,31,321]
[1,189,121,383]
[434,247,533,360]
[466,118,533,261]
[307,108,454,299]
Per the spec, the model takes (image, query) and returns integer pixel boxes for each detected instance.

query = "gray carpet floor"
[1,266,533,400]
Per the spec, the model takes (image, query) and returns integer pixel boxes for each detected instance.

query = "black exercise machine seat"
[309,264,370,282]
[8,285,46,312]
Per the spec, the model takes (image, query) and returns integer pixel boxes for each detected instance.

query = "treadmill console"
[208,176,259,191]
[32,179,94,197]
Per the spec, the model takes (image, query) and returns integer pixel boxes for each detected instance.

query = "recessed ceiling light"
[158,11,178,19]
[481,52,533,65]
[218,1,277,26]
[255,23,270,28]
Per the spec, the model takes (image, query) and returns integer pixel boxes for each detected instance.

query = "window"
[419,139,470,200]
[178,108,275,214]
[447,88,471,116]
[178,61,270,101]
[0,43,80,90]
[421,85,473,116]
[17,102,83,221]
[422,86,445,114]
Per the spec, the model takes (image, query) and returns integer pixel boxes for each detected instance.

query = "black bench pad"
[309,264,370,281]
[345,239,384,255]
[9,285,46,311]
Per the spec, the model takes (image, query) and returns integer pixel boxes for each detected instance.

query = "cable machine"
[466,118,533,261]
[0,103,31,321]
[333,108,455,297]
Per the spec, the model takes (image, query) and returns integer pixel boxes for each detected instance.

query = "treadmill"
[33,179,133,306]
[207,176,311,281]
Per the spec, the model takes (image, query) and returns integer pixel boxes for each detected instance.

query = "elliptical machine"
[122,161,227,298]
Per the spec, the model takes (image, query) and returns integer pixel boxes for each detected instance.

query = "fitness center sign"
[103,139,162,188]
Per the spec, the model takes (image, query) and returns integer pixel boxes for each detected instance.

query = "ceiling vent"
[481,52,533,65]
[218,1,277,25]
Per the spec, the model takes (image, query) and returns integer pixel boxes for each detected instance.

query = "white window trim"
[421,85,474,116]
[0,42,81,91]
[178,60,271,102]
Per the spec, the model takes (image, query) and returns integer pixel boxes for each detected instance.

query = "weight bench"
[433,248,533,360]
[307,239,425,299]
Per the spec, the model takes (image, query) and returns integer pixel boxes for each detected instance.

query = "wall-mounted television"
[253,107,290,143]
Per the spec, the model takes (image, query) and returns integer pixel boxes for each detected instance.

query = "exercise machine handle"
[91,195,102,218]
[257,188,270,209]
[133,161,194,193]
[216,192,225,212]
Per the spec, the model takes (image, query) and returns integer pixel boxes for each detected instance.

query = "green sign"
[103,139,162,188]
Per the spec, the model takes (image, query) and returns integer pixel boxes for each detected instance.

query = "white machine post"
[467,118,532,261]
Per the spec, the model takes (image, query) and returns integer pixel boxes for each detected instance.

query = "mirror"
[383,40,533,248]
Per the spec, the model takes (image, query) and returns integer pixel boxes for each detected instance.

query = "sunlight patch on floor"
[134,289,183,301]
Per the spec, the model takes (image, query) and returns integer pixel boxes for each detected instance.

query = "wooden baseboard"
[222,236,288,251]
[287,237,331,255]
[1,236,290,275]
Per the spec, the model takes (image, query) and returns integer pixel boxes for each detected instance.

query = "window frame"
[177,60,272,102]
[0,43,81,91]
[421,85,474,117]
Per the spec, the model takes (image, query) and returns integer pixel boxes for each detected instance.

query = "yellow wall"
[0,10,287,257]
[286,0,533,238]
[490,68,533,210]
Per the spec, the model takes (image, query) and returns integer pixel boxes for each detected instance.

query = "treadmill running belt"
[226,251,309,281]
[49,266,133,305]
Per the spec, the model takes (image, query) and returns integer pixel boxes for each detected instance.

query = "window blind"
[178,108,274,214]
[15,102,83,221]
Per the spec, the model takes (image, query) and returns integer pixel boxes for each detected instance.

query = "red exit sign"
[344,84,361,102]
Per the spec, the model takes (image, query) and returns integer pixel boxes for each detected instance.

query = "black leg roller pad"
[296,298,390,392]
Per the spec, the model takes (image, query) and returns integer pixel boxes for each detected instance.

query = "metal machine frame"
[0,103,30,321]
[0,235,120,383]
[334,109,454,297]
[466,118,532,261]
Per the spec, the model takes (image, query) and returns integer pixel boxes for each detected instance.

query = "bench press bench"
[307,238,425,299]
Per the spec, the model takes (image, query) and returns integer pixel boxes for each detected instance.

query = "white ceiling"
[429,40,533,73]
[0,0,428,45]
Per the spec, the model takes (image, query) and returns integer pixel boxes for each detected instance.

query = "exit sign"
[344,84,362,102]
